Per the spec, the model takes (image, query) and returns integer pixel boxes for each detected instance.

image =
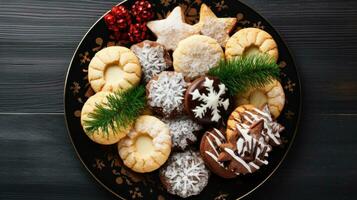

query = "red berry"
[128,23,148,43]
[104,14,116,26]
[131,0,154,22]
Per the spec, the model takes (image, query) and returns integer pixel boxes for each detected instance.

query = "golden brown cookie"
[80,92,130,145]
[225,28,279,62]
[173,35,224,79]
[194,3,237,47]
[88,46,141,93]
[118,115,171,173]
[235,79,285,119]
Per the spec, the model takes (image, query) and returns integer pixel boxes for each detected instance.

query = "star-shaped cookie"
[194,3,237,47]
[147,6,200,51]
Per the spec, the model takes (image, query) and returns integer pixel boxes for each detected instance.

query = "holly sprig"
[208,55,280,96]
[84,85,146,135]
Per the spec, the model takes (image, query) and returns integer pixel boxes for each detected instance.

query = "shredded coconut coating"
[131,42,170,82]
[148,72,187,117]
[160,151,210,198]
[163,117,202,150]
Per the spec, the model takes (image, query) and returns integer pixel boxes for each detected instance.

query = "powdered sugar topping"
[132,42,170,82]
[148,72,187,117]
[163,117,202,150]
[201,18,228,47]
[161,151,209,198]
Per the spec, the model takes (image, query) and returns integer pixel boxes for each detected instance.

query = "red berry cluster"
[104,0,154,44]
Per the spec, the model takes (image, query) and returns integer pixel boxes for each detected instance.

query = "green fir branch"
[208,55,280,96]
[84,85,146,135]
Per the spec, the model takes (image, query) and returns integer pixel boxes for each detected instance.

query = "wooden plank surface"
[0,0,356,199]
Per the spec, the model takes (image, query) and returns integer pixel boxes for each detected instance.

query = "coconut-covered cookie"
[225,28,279,62]
[160,150,210,198]
[147,6,200,51]
[200,128,238,178]
[194,4,237,47]
[236,79,285,119]
[163,117,202,151]
[173,35,224,79]
[88,46,141,92]
[147,71,187,118]
[131,40,172,82]
[118,115,171,173]
[81,92,130,145]
[185,76,230,124]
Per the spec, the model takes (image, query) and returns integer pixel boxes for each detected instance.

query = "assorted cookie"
[173,35,224,79]
[194,4,237,47]
[225,28,279,62]
[200,128,237,178]
[235,79,285,118]
[81,92,130,145]
[80,3,289,198]
[146,71,187,118]
[131,40,172,82]
[118,115,171,173]
[147,6,200,51]
[88,46,141,92]
[163,117,202,151]
[159,150,210,198]
[185,76,230,124]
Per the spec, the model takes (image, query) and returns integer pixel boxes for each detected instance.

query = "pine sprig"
[208,55,280,96]
[84,85,146,135]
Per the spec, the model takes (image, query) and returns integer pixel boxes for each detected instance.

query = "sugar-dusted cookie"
[160,150,210,198]
[194,3,237,47]
[236,79,285,119]
[147,71,188,118]
[131,40,172,82]
[225,28,279,62]
[118,115,171,173]
[147,6,200,51]
[173,35,224,79]
[200,128,238,178]
[81,92,130,145]
[88,46,141,92]
[163,117,202,151]
[185,76,230,124]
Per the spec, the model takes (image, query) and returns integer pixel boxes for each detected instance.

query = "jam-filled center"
[104,63,125,83]
[135,134,155,157]
[244,45,261,57]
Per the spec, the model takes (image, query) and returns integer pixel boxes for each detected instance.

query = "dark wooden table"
[0,0,356,199]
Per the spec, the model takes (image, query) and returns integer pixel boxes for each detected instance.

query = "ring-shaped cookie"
[88,46,141,93]
[118,115,171,173]
[235,79,285,119]
[81,92,131,145]
[225,28,279,62]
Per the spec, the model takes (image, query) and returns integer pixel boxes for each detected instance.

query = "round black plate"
[64,0,301,199]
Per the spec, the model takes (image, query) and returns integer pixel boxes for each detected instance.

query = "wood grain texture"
[0,0,356,199]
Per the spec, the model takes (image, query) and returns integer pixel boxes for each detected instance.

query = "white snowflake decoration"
[132,42,170,82]
[190,77,230,122]
[148,72,187,116]
[163,117,202,150]
[161,151,209,198]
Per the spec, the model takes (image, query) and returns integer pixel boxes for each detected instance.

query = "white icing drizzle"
[224,148,252,173]
[161,151,209,198]
[148,72,187,116]
[132,42,170,82]
[163,117,202,150]
[191,77,230,122]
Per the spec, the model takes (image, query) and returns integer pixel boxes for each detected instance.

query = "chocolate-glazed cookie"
[184,76,230,124]
[200,128,237,178]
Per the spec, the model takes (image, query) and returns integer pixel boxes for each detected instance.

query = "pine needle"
[83,85,146,135]
[208,55,280,96]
